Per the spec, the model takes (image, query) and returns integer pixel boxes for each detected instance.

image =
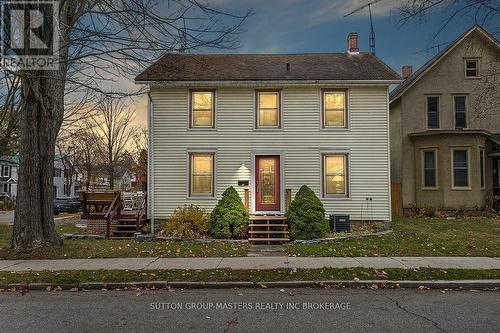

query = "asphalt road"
[0,211,14,225]
[0,288,498,332]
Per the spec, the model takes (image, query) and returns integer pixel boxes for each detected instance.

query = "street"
[0,288,498,332]
[0,211,13,225]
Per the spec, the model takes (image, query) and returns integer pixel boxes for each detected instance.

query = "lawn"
[1,268,499,286]
[0,224,248,259]
[286,217,500,257]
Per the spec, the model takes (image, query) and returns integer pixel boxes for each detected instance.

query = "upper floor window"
[1,165,10,177]
[322,153,349,197]
[454,95,467,129]
[190,90,215,128]
[54,168,62,178]
[452,149,469,189]
[256,90,280,128]
[322,90,347,128]
[422,149,437,189]
[189,153,214,197]
[465,59,479,78]
[426,96,439,129]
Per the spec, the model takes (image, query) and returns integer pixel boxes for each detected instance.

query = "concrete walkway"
[0,257,499,272]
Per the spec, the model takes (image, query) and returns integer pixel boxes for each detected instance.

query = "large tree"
[10,0,250,251]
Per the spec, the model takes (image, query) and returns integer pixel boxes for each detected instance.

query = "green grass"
[0,225,248,259]
[0,268,499,286]
[286,218,500,257]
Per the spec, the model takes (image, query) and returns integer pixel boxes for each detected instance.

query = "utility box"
[329,214,350,232]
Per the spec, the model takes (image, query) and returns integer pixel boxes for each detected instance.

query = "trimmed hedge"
[209,186,249,239]
[286,185,328,240]
[164,205,209,238]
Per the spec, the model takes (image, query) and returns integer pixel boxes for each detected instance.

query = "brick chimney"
[402,65,413,79]
[347,32,359,54]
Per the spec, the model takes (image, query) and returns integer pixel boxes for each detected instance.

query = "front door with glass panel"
[255,156,280,211]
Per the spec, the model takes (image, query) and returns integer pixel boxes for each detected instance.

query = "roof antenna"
[344,0,383,55]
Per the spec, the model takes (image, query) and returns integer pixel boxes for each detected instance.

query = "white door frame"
[250,151,285,215]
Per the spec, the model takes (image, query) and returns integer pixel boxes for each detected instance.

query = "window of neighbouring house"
[426,96,439,129]
[190,91,215,128]
[54,168,62,178]
[322,90,347,128]
[1,184,8,193]
[452,149,469,188]
[323,154,348,197]
[480,149,485,189]
[465,59,479,78]
[454,96,467,129]
[422,150,437,188]
[1,165,10,177]
[256,91,280,128]
[189,153,214,197]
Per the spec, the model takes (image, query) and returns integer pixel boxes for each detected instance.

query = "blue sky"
[205,0,499,74]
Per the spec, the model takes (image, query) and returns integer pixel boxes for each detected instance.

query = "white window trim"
[188,89,217,130]
[453,95,468,129]
[186,150,217,199]
[451,147,471,190]
[425,95,440,130]
[479,148,485,190]
[255,90,282,129]
[464,58,480,79]
[321,89,350,130]
[421,148,438,190]
[320,150,351,199]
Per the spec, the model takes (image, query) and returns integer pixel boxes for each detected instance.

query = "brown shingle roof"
[135,53,400,82]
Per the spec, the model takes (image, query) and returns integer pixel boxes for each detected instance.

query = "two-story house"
[390,25,500,213]
[136,33,401,230]
[0,155,18,200]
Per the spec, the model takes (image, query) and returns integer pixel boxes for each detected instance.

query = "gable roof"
[135,53,401,83]
[390,25,500,103]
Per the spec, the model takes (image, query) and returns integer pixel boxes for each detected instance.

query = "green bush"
[164,205,209,238]
[286,185,328,240]
[209,186,249,239]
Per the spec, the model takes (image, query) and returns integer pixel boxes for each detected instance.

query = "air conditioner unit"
[329,214,350,232]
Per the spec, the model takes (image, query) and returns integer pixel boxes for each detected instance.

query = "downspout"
[386,87,392,224]
[147,90,155,233]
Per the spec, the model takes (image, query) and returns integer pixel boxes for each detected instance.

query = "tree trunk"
[11,74,65,251]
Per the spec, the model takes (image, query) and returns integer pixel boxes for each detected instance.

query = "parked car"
[53,197,81,215]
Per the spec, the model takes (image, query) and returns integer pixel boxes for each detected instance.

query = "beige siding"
[150,86,391,221]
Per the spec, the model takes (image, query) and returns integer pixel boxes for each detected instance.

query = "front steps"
[248,215,290,245]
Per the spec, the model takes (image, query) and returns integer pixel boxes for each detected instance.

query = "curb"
[2,280,499,291]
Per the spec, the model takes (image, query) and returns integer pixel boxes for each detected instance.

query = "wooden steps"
[248,215,290,244]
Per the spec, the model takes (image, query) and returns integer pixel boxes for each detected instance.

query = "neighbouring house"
[390,25,500,214]
[0,154,77,200]
[83,167,136,191]
[0,155,18,200]
[136,32,401,230]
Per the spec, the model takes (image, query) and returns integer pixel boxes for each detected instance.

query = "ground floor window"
[322,153,348,197]
[189,153,214,197]
[452,149,469,188]
[422,149,437,188]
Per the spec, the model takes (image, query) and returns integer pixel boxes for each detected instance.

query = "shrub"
[286,185,328,240]
[164,205,209,238]
[209,186,249,239]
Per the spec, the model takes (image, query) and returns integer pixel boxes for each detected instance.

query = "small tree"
[286,185,328,240]
[209,187,249,239]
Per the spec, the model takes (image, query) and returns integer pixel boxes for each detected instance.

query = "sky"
[133,0,499,127]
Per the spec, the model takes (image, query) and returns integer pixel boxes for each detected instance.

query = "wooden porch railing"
[104,192,121,239]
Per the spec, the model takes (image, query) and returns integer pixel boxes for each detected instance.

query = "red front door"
[255,156,280,211]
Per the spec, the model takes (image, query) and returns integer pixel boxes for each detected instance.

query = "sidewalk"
[1,257,499,272]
